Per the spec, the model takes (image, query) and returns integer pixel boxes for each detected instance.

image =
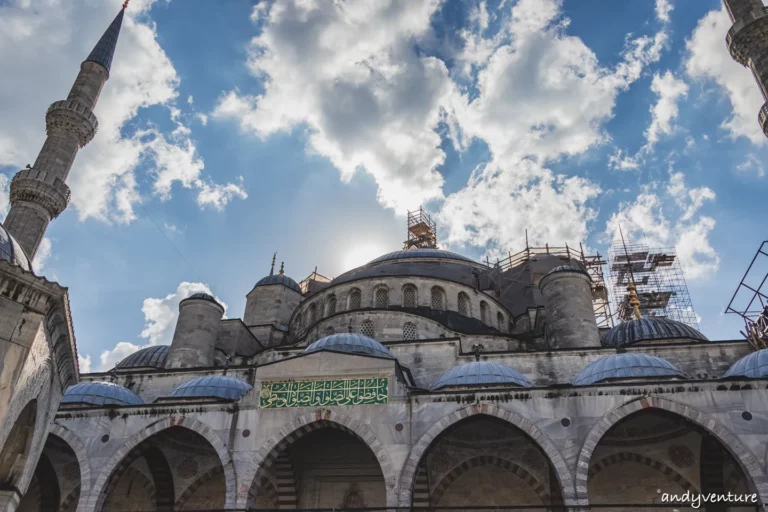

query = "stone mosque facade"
[2,2,768,512]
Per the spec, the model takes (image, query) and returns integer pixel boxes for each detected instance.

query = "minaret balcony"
[45,99,99,147]
[10,169,71,219]
[727,7,768,66]
[759,102,768,138]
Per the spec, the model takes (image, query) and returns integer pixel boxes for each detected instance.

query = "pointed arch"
[237,409,397,508]
[587,451,698,492]
[84,416,236,512]
[49,424,91,496]
[397,403,575,506]
[575,396,768,505]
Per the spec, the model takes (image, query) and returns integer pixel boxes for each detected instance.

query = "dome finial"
[123,0,129,8]
[279,261,285,275]
[269,252,276,276]
[618,225,642,320]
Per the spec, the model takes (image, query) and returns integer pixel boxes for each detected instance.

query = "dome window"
[457,292,470,316]
[431,287,445,311]
[349,288,362,310]
[360,320,375,338]
[375,287,389,308]
[480,301,490,324]
[324,326,335,336]
[308,303,317,325]
[403,285,417,308]
[403,322,417,340]
[497,312,505,332]
[326,295,337,316]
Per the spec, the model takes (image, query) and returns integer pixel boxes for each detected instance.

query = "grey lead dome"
[431,361,533,390]
[254,273,302,293]
[61,381,143,407]
[168,375,252,401]
[0,223,31,272]
[724,348,768,378]
[601,317,709,348]
[116,345,169,369]
[573,353,685,385]
[305,333,394,359]
[367,248,480,266]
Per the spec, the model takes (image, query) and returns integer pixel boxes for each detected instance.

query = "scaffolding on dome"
[606,237,699,330]
[404,207,438,249]
[725,241,768,350]
[492,235,614,329]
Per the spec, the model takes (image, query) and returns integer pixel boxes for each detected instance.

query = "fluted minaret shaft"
[723,0,768,138]
[4,7,125,258]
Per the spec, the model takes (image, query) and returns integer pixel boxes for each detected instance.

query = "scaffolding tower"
[725,241,768,350]
[404,207,437,249]
[606,238,699,329]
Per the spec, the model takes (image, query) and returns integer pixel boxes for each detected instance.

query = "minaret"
[724,0,768,138]
[3,3,128,258]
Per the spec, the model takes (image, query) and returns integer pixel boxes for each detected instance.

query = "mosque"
[2,1,768,511]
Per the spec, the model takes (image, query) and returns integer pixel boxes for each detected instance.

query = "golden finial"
[123,0,129,9]
[279,262,285,275]
[619,225,642,320]
[269,252,276,276]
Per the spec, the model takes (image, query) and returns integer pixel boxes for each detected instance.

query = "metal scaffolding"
[606,238,699,329]
[725,241,768,350]
[404,207,437,249]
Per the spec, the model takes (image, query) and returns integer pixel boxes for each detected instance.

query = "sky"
[1,0,767,373]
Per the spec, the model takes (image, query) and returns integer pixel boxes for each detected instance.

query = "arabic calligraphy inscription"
[259,377,388,409]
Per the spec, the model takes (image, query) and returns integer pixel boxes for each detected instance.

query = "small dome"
[168,375,252,401]
[182,292,221,306]
[116,346,169,369]
[545,263,590,278]
[61,381,143,406]
[573,353,685,386]
[254,274,302,293]
[0,223,31,272]
[367,248,480,266]
[431,361,533,390]
[305,333,394,359]
[724,349,768,379]
[601,317,708,348]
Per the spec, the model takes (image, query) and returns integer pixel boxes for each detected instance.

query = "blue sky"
[1,0,766,371]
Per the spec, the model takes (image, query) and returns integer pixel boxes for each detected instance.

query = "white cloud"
[0,174,10,220]
[608,148,641,171]
[645,71,688,147]
[97,281,227,371]
[685,6,766,145]
[605,171,719,280]
[78,354,92,374]
[0,0,244,224]
[32,237,52,275]
[736,153,765,177]
[195,113,209,126]
[655,0,673,24]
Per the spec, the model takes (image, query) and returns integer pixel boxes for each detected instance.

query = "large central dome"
[366,248,480,266]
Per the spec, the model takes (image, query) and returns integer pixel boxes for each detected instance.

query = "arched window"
[403,322,417,340]
[375,287,389,308]
[497,311,505,332]
[324,326,335,336]
[360,320,375,338]
[457,292,470,316]
[308,303,317,325]
[431,287,445,310]
[402,285,417,308]
[326,295,337,316]
[480,301,489,324]
[348,288,361,310]
[294,313,302,330]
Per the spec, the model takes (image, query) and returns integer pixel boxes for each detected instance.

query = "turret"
[539,264,599,349]
[4,4,127,257]
[244,257,302,347]
[166,293,224,369]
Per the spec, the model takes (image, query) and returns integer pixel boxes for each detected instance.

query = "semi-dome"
[305,333,394,359]
[0,223,31,272]
[431,361,533,390]
[367,248,480,266]
[115,345,169,369]
[724,349,768,378]
[168,375,252,401]
[573,353,685,386]
[61,381,143,406]
[601,317,708,348]
[254,273,302,293]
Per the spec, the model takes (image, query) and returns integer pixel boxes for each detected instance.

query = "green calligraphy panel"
[259,377,388,409]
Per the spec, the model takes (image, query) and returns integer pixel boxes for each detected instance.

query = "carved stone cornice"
[9,169,71,218]
[45,99,99,147]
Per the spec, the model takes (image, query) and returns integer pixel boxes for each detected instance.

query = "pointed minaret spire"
[4,3,127,259]
[279,262,285,276]
[269,253,276,276]
[85,3,128,77]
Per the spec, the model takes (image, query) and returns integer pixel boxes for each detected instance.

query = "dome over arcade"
[115,345,169,370]
[724,348,768,379]
[61,381,143,407]
[601,317,708,348]
[573,353,685,386]
[367,248,480,266]
[167,375,252,401]
[305,333,394,359]
[0,223,31,272]
[431,361,533,390]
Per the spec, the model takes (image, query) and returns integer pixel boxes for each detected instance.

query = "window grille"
[324,326,335,336]
[360,320,375,338]
[480,301,489,324]
[403,286,417,308]
[497,312,505,331]
[458,293,469,316]
[295,313,302,329]
[431,287,445,310]
[349,289,361,310]
[403,322,417,340]
[375,288,389,308]
[309,303,317,325]
[326,296,337,316]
